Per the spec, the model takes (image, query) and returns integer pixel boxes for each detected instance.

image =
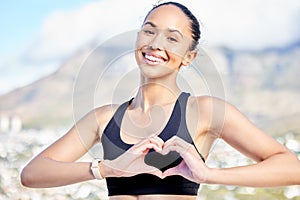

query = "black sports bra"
[101,92,205,196]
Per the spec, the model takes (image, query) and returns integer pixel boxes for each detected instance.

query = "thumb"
[145,166,163,179]
[162,166,179,179]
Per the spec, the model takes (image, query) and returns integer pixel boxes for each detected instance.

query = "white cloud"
[9,0,300,61]
[23,0,300,63]
[29,0,300,61]
[0,0,154,94]
[186,0,300,49]
[1,0,300,94]
[24,0,154,63]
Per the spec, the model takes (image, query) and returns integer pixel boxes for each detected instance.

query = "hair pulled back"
[144,1,201,50]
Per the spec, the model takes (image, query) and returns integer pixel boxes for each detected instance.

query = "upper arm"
[35,108,103,162]
[220,101,288,162]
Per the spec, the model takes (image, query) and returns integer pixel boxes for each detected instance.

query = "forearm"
[21,157,95,188]
[207,152,300,187]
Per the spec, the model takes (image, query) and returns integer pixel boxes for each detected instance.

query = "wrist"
[101,159,123,178]
[91,159,104,180]
[203,167,218,184]
[99,160,107,178]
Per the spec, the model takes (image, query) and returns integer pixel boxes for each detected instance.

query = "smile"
[142,52,167,65]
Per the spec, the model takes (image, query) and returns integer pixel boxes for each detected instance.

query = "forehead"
[144,5,192,37]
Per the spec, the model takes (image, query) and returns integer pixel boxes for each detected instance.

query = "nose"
[148,34,164,50]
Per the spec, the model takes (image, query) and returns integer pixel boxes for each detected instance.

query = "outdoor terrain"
[0,38,299,200]
[0,40,299,136]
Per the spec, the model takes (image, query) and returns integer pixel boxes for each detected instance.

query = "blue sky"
[0,0,101,94]
[0,0,300,95]
[0,0,97,56]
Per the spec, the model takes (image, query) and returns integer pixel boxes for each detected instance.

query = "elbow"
[20,166,36,188]
[277,151,300,185]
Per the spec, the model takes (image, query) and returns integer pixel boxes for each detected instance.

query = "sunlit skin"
[135,6,196,86]
[20,4,300,200]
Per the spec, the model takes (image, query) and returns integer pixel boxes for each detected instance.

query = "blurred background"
[0,0,299,199]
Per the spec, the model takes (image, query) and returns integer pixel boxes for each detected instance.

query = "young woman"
[21,2,300,200]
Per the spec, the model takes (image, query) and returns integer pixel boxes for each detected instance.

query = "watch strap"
[91,159,103,180]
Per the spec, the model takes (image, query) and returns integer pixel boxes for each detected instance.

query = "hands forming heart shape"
[144,149,182,172]
[106,136,208,183]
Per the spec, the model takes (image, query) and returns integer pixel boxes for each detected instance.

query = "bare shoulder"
[189,95,228,113]
[93,104,120,136]
[94,104,119,118]
[187,95,230,136]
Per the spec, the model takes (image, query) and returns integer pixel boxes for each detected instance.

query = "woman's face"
[135,4,195,79]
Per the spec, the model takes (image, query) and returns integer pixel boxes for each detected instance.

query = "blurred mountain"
[0,32,138,128]
[0,49,85,128]
[0,38,299,135]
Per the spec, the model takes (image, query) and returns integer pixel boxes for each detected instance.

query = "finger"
[165,136,195,152]
[121,163,163,178]
[134,136,163,148]
[148,136,164,149]
[150,138,163,152]
[145,166,163,178]
[133,142,162,154]
[162,140,192,156]
[162,166,180,178]
[120,165,163,178]
[137,136,164,152]
[163,167,196,184]
[164,136,189,148]
[161,144,187,156]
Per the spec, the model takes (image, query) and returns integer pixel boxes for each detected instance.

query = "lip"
[142,52,167,66]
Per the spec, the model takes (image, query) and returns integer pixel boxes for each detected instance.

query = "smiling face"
[135,4,196,80]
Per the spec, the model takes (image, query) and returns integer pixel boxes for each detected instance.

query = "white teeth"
[145,54,164,63]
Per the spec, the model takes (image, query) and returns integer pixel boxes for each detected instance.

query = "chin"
[139,64,176,80]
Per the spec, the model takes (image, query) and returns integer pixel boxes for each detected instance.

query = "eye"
[143,29,155,35]
[167,37,178,42]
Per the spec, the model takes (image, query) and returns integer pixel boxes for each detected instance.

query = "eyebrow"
[143,21,156,27]
[143,21,184,38]
[168,28,183,38]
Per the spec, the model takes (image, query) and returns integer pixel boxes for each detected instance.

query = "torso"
[121,100,177,144]
[96,94,219,199]
[98,95,217,158]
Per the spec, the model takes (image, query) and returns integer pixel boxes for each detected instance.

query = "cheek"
[169,48,183,57]
[135,38,143,49]
[136,34,151,49]
[166,40,191,58]
[167,45,188,59]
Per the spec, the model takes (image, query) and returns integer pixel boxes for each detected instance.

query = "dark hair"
[143,1,201,50]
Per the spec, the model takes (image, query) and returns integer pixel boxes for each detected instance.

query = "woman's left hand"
[102,136,164,178]
[161,136,210,183]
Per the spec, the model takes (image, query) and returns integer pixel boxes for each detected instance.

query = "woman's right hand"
[101,136,164,178]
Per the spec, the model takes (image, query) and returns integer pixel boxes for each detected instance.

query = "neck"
[132,81,181,112]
